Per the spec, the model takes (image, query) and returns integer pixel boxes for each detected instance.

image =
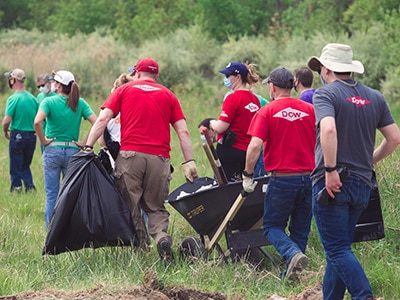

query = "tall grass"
[0,28,399,299]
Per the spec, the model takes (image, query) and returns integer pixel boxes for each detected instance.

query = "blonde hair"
[111,73,134,93]
[245,63,260,85]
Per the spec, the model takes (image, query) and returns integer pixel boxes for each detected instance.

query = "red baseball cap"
[128,58,159,74]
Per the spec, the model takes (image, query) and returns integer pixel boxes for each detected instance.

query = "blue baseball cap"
[219,62,248,78]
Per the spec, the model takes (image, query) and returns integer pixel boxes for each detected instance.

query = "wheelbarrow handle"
[206,186,256,252]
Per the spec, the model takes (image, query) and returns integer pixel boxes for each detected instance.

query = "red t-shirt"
[248,98,316,172]
[218,90,260,151]
[101,79,185,158]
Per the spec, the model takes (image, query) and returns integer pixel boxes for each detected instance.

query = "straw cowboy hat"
[307,43,364,74]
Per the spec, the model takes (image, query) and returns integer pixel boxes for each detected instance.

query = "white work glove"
[242,171,257,193]
[181,160,199,183]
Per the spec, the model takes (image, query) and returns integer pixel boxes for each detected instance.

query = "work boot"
[10,185,22,193]
[25,185,37,193]
[157,238,173,263]
[286,252,309,281]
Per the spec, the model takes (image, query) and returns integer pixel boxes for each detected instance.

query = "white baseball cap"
[54,70,75,85]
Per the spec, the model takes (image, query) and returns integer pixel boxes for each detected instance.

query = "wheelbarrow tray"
[166,176,269,238]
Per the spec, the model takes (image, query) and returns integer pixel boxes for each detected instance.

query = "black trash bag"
[98,148,113,174]
[353,171,385,242]
[43,151,139,255]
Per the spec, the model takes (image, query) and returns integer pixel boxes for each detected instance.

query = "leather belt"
[271,171,311,177]
[46,141,79,149]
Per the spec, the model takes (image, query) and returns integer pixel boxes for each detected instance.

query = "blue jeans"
[9,131,36,191]
[263,175,312,267]
[313,175,373,300]
[43,147,79,228]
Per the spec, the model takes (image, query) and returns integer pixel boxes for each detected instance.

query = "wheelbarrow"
[166,175,277,267]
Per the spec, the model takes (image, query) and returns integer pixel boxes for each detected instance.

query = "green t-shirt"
[36,92,57,135]
[36,91,57,104]
[5,91,38,131]
[223,90,269,107]
[39,94,94,144]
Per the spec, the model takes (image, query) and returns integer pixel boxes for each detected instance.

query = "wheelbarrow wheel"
[179,237,208,262]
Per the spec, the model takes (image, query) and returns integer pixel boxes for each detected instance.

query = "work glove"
[242,171,257,193]
[182,159,199,183]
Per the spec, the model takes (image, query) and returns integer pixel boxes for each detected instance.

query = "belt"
[271,171,311,177]
[11,130,35,134]
[46,141,79,149]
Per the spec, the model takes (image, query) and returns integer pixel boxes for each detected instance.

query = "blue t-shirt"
[312,80,395,186]
[300,88,315,104]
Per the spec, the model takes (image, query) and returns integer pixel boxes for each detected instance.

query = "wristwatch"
[324,165,338,172]
[82,145,94,151]
[242,170,254,177]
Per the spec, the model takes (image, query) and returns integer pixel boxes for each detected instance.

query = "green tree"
[124,0,197,44]
[114,0,137,42]
[0,0,33,30]
[287,0,353,38]
[344,0,399,33]
[195,0,273,42]
[27,0,61,32]
[46,0,117,35]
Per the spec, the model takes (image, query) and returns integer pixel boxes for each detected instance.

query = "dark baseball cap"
[262,67,294,89]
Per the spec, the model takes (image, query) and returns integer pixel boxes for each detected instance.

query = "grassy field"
[0,81,399,300]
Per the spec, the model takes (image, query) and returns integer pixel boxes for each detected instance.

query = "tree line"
[0,0,399,45]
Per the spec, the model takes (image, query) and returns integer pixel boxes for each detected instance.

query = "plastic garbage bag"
[43,151,138,255]
[353,171,385,242]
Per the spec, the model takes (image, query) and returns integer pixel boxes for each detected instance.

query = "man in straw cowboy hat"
[308,43,400,299]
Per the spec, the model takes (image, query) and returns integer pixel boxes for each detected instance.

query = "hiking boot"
[157,238,173,262]
[10,186,22,193]
[286,252,309,281]
[25,185,37,193]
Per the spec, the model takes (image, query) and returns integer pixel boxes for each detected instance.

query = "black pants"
[216,143,246,182]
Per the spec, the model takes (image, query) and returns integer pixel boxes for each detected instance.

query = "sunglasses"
[37,84,46,89]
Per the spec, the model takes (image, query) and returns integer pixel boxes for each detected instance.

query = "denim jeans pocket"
[269,185,297,212]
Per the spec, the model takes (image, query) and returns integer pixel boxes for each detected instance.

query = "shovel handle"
[201,128,228,184]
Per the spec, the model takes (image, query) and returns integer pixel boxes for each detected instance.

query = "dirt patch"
[0,285,227,300]
[0,272,323,300]
[265,282,323,300]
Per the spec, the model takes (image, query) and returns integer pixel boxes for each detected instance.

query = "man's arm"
[173,119,198,182]
[173,119,193,161]
[76,113,98,148]
[2,116,11,140]
[244,136,263,175]
[242,136,262,193]
[85,108,114,147]
[373,123,400,164]
[320,116,342,198]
